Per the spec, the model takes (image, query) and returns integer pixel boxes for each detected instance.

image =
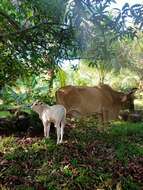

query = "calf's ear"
[121,95,127,102]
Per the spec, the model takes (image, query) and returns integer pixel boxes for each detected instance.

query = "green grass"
[0,120,143,190]
[107,122,143,160]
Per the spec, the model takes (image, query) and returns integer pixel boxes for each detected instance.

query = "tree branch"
[0,20,73,38]
[0,10,20,30]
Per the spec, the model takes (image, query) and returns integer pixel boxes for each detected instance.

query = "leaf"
[57,68,67,87]
[122,3,129,11]
[31,75,37,89]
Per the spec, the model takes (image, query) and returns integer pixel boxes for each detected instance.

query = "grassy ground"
[0,118,143,190]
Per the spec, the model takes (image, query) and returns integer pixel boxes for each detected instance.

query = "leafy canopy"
[0,0,143,87]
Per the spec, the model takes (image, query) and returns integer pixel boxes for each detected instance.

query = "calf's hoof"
[57,141,63,145]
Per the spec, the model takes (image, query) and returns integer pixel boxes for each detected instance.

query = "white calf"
[31,101,66,144]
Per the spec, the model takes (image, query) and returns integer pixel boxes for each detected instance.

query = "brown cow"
[55,84,137,124]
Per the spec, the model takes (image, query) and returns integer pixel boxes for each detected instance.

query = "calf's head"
[31,101,43,112]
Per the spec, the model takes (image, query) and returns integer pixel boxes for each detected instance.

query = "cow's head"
[121,88,137,112]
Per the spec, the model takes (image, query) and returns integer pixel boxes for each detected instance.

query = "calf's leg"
[59,119,65,144]
[56,123,61,144]
[46,123,51,138]
[43,122,47,137]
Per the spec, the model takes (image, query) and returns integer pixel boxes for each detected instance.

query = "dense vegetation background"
[0,0,143,189]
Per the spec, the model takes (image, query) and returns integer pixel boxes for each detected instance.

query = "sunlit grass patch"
[0,136,17,153]
[135,99,143,109]
[110,121,143,139]
[106,121,143,162]
[115,142,143,161]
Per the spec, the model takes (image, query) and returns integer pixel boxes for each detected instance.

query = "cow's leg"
[97,113,104,130]
[68,109,81,118]
[102,110,109,129]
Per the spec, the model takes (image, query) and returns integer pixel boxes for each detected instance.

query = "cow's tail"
[55,89,64,105]
[55,90,60,104]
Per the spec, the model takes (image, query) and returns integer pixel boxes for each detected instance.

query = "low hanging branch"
[0,18,73,39]
[0,10,20,30]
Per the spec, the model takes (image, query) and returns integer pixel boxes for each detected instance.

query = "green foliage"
[1,74,54,108]
[66,0,143,83]
[62,61,139,90]
[122,176,141,190]
[0,0,75,87]
[0,111,12,118]
[0,0,143,87]
[56,68,67,87]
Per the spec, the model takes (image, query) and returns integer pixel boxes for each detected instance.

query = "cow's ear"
[121,95,127,102]
[126,88,137,99]
[128,88,138,95]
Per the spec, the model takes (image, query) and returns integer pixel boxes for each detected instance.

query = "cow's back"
[56,85,113,116]
[56,84,137,121]
[56,85,80,110]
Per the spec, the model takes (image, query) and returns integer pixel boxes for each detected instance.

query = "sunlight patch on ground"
[135,99,143,109]
[0,99,3,105]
